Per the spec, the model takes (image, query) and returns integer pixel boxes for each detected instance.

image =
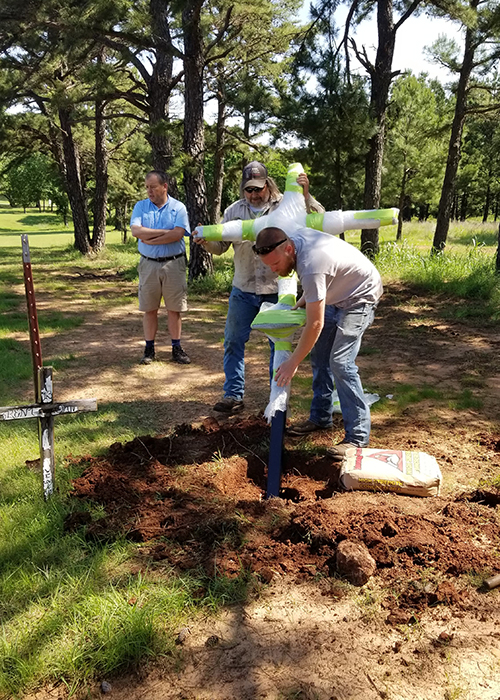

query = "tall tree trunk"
[361,0,397,257]
[496,223,500,273]
[182,0,213,280]
[121,201,129,243]
[92,99,108,251]
[432,4,477,252]
[482,178,491,223]
[58,105,91,254]
[210,80,226,224]
[460,191,468,221]
[334,145,343,209]
[148,0,177,195]
[396,165,408,241]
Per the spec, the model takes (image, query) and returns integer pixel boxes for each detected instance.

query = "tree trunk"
[361,0,397,258]
[432,5,477,252]
[460,191,468,221]
[91,99,108,251]
[243,99,250,140]
[148,0,178,195]
[58,105,91,254]
[210,80,226,224]
[182,0,213,280]
[334,145,343,210]
[482,178,491,223]
[496,224,500,273]
[121,201,128,243]
[396,165,408,241]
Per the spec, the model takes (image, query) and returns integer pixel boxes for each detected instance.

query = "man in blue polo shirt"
[131,170,191,365]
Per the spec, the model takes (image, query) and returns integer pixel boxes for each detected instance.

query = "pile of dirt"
[66,416,500,623]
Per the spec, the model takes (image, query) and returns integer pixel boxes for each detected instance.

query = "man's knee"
[330,357,358,379]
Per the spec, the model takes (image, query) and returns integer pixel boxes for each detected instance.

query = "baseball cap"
[242,161,268,188]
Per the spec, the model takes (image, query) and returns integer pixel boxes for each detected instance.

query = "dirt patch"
[66,417,500,606]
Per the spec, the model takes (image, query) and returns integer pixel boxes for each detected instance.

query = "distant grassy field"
[0,199,124,248]
[2,198,498,252]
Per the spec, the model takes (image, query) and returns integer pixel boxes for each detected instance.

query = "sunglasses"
[252,239,287,256]
[244,186,265,193]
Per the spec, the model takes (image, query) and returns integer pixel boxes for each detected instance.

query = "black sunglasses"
[244,186,265,193]
[252,239,287,256]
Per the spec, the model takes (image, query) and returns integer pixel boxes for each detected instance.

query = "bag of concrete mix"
[339,448,442,497]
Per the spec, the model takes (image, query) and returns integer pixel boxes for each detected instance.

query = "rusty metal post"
[21,235,43,395]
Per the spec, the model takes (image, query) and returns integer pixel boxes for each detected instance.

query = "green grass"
[0,201,125,249]
[368,383,484,414]
[375,228,500,319]
[1,207,500,696]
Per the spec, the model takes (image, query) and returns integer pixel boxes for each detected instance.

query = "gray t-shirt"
[291,227,383,308]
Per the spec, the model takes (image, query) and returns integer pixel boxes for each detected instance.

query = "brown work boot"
[326,441,359,461]
[213,397,244,414]
[287,420,332,436]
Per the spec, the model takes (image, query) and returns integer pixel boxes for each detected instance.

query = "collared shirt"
[291,227,383,309]
[130,196,190,259]
[204,194,324,295]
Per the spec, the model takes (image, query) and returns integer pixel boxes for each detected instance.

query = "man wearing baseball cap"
[196,160,323,414]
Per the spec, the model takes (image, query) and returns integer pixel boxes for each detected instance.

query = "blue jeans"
[223,287,278,400]
[309,303,377,445]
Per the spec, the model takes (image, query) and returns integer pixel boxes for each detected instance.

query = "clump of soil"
[66,416,500,621]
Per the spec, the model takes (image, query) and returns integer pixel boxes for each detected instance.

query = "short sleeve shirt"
[291,227,383,309]
[130,196,190,259]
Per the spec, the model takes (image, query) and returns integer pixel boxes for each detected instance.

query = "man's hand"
[296,173,310,200]
[192,224,208,247]
[274,298,324,387]
[274,358,299,387]
[292,294,306,310]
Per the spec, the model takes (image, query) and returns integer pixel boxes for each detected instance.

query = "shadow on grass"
[0,339,33,404]
[19,214,66,227]
[0,304,84,337]
[0,228,72,236]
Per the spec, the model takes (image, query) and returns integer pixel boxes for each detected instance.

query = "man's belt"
[140,253,185,263]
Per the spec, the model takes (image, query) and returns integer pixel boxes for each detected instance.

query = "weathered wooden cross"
[0,235,97,499]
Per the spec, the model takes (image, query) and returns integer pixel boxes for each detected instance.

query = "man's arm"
[274,298,325,387]
[194,237,231,255]
[296,173,325,215]
[131,225,186,246]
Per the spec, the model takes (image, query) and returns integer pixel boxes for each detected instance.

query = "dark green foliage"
[276,10,371,210]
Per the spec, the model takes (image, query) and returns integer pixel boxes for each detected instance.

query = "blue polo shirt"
[130,196,191,259]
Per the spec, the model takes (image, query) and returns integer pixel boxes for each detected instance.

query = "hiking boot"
[326,441,359,461]
[140,351,156,365]
[172,345,191,364]
[213,397,244,414]
[287,420,332,436]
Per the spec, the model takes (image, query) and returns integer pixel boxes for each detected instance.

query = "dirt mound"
[66,417,500,622]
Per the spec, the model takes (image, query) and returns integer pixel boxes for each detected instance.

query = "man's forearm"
[289,317,324,368]
[131,225,185,244]
[142,232,179,245]
[274,299,325,386]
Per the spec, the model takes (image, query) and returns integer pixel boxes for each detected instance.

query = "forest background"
[0,0,499,276]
